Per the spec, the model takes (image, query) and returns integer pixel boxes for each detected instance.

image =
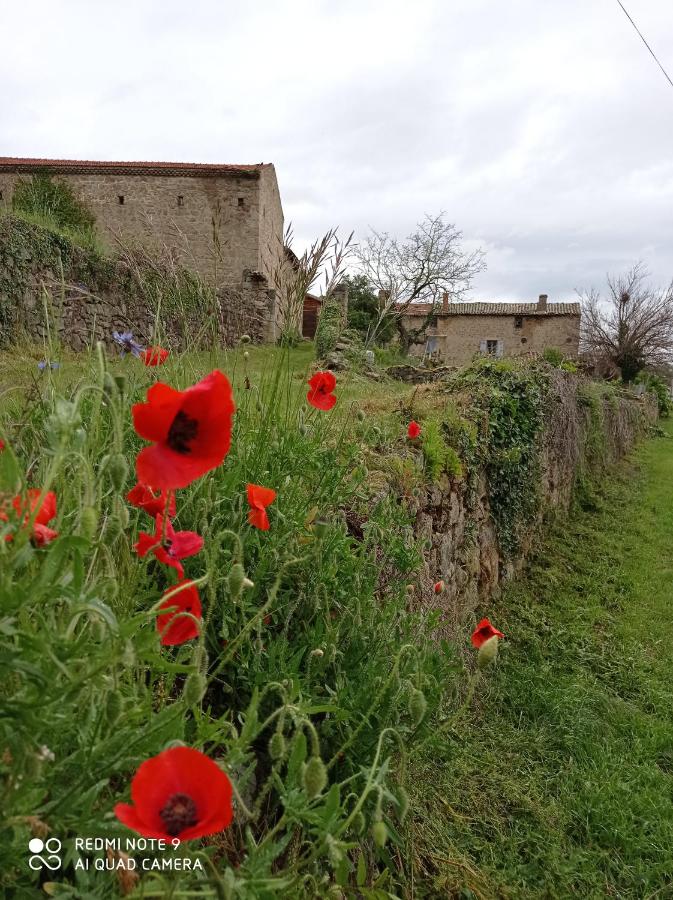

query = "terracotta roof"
[402,301,581,316]
[0,157,264,178]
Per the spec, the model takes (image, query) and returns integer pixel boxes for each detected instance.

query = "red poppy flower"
[142,347,170,367]
[135,515,203,577]
[433,580,445,594]
[0,439,5,451]
[407,421,421,439]
[114,746,233,841]
[1,489,58,546]
[156,580,202,646]
[133,370,235,490]
[307,371,337,411]
[247,483,277,531]
[471,618,505,648]
[127,483,177,519]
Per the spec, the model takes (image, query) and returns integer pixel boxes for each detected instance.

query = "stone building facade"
[403,293,581,365]
[0,157,287,340]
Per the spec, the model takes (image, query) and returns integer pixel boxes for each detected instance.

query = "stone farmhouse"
[0,156,288,341]
[403,293,581,365]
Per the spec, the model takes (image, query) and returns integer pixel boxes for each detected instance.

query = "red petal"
[142,347,170,367]
[156,581,202,645]
[246,484,277,510]
[136,443,218,491]
[307,387,337,411]
[171,531,204,559]
[132,382,184,443]
[308,371,336,392]
[248,507,270,530]
[32,524,58,546]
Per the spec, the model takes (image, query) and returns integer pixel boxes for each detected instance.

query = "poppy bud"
[114,374,127,396]
[122,640,135,667]
[240,334,251,344]
[108,454,128,491]
[243,351,249,360]
[409,688,427,727]
[106,690,124,726]
[356,408,366,422]
[433,580,445,594]
[351,810,366,834]
[268,731,286,760]
[223,868,236,900]
[228,563,246,597]
[80,506,99,541]
[302,755,328,799]
[372,820,388,848]
[477,634,500,669]
[103,371,117,398]
[183,672,207,706]
[105,514,123,541]
[73,427,87,449]
[118,503,130,529]
[299,422,308,436]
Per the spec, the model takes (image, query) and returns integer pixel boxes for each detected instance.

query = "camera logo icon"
[28,837,62,871]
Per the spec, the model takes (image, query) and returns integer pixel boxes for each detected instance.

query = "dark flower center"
[167,411,199,454]
[159,792,198,836]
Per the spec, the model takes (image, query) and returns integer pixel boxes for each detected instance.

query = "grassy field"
[406,420,673,898]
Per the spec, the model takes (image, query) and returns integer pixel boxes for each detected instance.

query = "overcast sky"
[2,0,672,300]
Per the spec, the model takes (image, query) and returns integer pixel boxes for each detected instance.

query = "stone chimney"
[537,293,548,312]
[442,291,449,313]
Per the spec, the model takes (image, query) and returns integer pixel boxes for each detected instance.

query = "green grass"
[406,421,673,898]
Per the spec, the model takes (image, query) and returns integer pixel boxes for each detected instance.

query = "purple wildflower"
[112,330,144,359]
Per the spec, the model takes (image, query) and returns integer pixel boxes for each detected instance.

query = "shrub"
[314,294,344,359]
[636,372,671,417]
[11,173,96,236]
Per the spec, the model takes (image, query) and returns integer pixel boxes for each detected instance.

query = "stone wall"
[399,381,656,638]
[0,216,274,350]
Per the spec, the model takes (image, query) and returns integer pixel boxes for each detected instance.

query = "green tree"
[345,274,395,343]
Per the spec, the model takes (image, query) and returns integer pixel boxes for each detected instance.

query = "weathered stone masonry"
[0,157,287,344]
[396,381,655,637]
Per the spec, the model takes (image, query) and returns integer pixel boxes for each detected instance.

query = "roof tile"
[402,301,581,316]
[0,157,264,178]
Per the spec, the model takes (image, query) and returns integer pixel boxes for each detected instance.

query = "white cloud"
[1,0,672,299]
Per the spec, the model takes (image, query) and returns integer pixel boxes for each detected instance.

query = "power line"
[616,0,673,92]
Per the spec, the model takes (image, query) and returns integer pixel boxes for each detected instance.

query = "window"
[426,337,439,354]
[118,195,125,205]
[237,197,245,207]
[177,195,184,207]
[429,315,438,328]
[480,339,504,357]
[514,316,523,329]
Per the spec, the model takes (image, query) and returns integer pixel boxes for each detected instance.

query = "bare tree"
[354,213,486,352]
[579,263,673,382]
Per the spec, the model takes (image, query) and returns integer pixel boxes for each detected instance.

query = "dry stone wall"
[398,382,657,637]
[0,216,275,351]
